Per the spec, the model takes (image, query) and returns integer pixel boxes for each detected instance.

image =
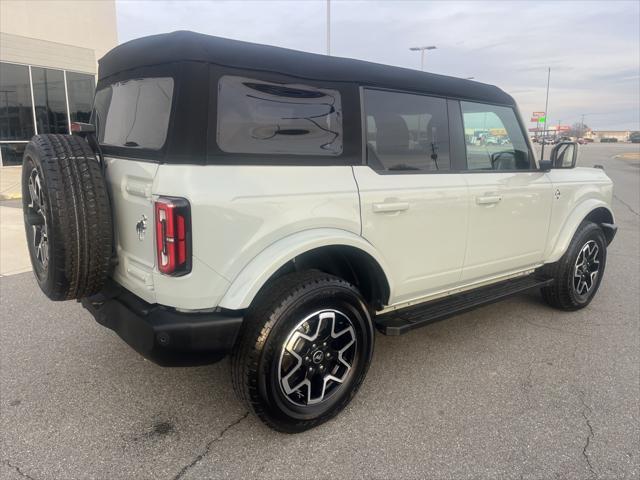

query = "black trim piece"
[80,280,243,366]
[447,98,467,171]
[600,222,618,245]
[375,275,554,335]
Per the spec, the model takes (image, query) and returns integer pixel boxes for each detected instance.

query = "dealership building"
[0,0,117,166]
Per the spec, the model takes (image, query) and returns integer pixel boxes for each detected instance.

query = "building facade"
[0,0,117,165]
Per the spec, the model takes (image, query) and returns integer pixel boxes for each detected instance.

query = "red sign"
[557,125,571,131]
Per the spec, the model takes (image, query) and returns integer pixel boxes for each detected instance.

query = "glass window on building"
[66,72,95,123]
[0,62,35,166]
[0,62,35,140]
[32,67,69,135]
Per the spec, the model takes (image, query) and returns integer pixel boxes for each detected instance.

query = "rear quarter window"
[216,75,343,156]
[94,77,174,150]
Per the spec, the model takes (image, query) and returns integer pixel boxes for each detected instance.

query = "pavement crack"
[613,193,639,217]
[172,412,249,480]
[2,459,37,480]
[578,391,597,479]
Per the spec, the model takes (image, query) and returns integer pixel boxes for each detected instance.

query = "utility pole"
[326,0,331,55]
[580,113,586,137]
[540,67,551,161]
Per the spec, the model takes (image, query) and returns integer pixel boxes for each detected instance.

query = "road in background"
[1,143,638,479]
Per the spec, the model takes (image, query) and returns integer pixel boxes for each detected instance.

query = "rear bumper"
[80,281,243,366]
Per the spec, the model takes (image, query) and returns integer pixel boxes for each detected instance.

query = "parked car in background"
[629,132,640,143]
[21,31,617,433]
[600,137,618,143]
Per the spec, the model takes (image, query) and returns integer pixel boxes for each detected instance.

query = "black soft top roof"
[98,31,515,106]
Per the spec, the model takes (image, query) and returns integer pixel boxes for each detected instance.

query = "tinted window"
[217,75,342,156]
[94,77,173,150]
[461,101,531,170]
[66,72,95,123]
[32,67,68,134]
[0,62,35,141]
[364,89,450,172]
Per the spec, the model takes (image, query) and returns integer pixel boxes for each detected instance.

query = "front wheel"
[231,271,374,433]
[541,221,607,310]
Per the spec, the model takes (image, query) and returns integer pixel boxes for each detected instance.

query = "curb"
[0,193,22,200]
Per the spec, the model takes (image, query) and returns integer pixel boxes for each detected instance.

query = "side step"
[375,275,554,336]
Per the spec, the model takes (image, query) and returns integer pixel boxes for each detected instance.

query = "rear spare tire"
[22,134,113,300]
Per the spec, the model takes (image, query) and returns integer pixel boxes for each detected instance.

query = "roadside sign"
[557,125,570,131]
[537,116,546,123]
[532,111,545,118]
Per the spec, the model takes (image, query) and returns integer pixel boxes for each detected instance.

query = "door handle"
[476,195,502,205]
[372,201,410,213]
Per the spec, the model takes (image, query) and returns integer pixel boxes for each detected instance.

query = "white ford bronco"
[22,31,616,432]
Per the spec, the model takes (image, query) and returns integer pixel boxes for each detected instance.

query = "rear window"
[94,77,173,150]
[216,75,343,156]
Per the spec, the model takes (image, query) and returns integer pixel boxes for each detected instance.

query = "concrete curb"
[0,193,22,201]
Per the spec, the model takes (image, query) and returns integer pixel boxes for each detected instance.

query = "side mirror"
[539,159,553,171]
[550,141,578,168]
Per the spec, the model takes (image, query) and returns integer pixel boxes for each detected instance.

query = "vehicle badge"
[136,214,147,241]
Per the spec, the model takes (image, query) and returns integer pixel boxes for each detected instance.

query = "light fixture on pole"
[409,45,437,71]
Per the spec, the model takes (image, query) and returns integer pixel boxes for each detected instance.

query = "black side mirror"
[539,159,553,171]
[550,141,579,168]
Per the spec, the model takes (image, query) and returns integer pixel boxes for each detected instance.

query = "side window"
[460,101,531,170]
[217,75,342,156]
[364,89,450,172]
[94,77,174,150]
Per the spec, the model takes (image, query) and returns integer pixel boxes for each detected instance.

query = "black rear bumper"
[80,281,243,366]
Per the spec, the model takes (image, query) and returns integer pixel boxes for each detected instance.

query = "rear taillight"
[155,196,191,276]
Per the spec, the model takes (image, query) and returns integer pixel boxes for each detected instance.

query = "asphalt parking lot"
[1,143,638,479]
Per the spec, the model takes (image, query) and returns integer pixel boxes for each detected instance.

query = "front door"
[354,89,469,305]
[458,101,552,282]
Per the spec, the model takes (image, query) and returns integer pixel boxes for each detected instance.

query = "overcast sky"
[116,0,640,131]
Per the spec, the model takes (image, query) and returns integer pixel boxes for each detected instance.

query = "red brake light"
[155,196,191,276]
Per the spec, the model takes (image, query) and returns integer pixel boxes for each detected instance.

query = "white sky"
[116,0,640,130]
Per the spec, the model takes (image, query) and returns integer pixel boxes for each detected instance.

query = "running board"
[375,275,554,336]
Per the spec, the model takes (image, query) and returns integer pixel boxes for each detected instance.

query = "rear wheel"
[231,271,374,433]
[22,134,113,300]
[541,221,607,310]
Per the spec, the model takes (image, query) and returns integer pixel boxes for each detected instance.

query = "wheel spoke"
[278,309,357,406]
[573,240,601,297]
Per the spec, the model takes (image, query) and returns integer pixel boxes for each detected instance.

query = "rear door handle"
[476,195,502,205]
[372,201,410,213]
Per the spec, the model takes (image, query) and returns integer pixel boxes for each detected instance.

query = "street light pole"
[326,0,331,55]
[409,45,437,71]
[541,67,551,161]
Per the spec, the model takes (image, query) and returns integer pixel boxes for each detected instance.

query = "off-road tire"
[22,134,113,300]
[541,221,607,311]
[231,271,374,433]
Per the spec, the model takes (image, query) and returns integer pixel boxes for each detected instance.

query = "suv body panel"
[353,166,468,304]
[543,167,615,263]
[105,156,158,305]
[150,164,361,310]
[461,171,553,282]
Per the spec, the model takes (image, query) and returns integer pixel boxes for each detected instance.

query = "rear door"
[94,77,175,303]
[354,89,469,305]
[456,100,552,282]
